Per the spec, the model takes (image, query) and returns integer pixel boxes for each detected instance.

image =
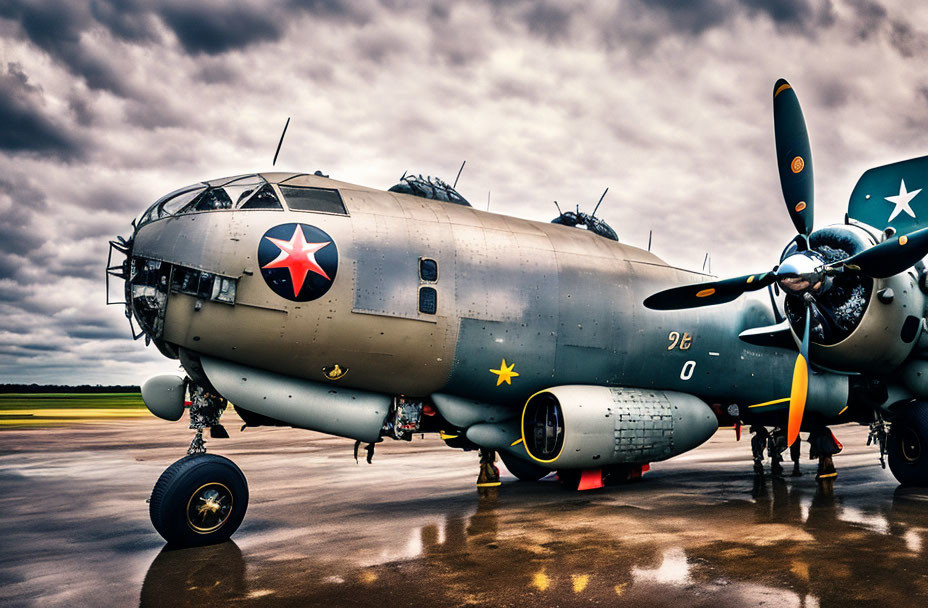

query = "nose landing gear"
[149,380,248,547]
[149,453,249,547]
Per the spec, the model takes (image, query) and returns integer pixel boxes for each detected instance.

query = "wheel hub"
[901,429,922,463]
[186,482,233,533]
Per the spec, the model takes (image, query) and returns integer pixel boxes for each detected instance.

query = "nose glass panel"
[129,258,171,340]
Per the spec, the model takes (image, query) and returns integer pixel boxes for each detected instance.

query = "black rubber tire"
[888,402,928,486]
[499,452,551,482]
[149,454,248,547]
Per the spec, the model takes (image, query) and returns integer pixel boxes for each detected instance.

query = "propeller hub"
[776,251,829,295]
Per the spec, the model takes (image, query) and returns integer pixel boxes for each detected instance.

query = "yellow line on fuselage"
[747,398,790,409]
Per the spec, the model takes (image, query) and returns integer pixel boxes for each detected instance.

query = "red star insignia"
[261,225,331,297]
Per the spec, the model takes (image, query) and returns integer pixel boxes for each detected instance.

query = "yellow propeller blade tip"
[787,354,808,446]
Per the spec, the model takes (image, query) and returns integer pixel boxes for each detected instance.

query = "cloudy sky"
[2,0,927,384]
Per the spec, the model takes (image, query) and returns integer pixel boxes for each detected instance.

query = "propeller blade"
[643,272,774,310]
[836,226,928,278]
[773,79,814,237]
[787,304,811,446]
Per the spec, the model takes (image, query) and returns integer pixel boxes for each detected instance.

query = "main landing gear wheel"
[499,452,551,482]
[149,454,248,547]
[888,402,928,486]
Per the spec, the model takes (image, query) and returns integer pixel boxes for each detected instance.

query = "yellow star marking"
[490,358,519,386]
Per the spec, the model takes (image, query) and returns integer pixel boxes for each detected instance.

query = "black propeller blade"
[643,272,775,310]
[834,226,928,279]
[773,79,814,240]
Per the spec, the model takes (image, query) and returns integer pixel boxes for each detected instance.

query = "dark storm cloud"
[631,0,730,35]
[158,2,283,55]
[89,0,160,43]
[287,0,362,19]
[741,0,835,30]
[1,0,926,385]
[0,175,47,263]
[844,0,887,37]
[66,326,128,340]
[887,19,926,58]
[627,0,834,37]
[522,2,574,41]
[0,1,140,96]
[0,64,82,159]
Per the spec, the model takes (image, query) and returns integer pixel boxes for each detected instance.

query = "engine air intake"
[522,392,565,462]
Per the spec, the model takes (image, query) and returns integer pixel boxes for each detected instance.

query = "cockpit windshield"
[135,175,282,228]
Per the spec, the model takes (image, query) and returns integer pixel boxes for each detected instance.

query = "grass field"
[0,393,151,428]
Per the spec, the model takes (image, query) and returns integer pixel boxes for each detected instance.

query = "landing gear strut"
[150,380,246,547]
[477,448,501,488]
[186,385,227,454]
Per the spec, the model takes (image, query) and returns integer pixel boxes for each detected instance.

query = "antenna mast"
[272,117,290,166]
[591,187,609,218]
[453,160,466,189]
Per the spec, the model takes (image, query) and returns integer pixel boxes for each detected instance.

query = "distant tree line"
[0,384,140,393]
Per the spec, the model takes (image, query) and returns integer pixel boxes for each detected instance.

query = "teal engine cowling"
[520,385,718,469]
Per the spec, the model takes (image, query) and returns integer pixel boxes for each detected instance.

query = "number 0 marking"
[680,360,696,380]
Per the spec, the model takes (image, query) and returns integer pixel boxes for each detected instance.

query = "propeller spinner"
[645,79,928,446]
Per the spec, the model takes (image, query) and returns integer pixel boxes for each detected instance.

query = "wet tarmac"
[2,413,928,607]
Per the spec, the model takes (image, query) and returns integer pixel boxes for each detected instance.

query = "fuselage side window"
[418,286,437,315]
[419,258,438,282]
[279,186,347,215]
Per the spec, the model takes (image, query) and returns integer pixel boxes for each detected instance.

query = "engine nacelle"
[520,385,718,469]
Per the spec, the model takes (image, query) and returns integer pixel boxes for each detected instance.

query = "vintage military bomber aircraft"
[108,79,928,547]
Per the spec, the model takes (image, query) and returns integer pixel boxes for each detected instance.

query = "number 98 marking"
[668,331,693,350]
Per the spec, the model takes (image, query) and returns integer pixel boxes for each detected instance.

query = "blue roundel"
[257,223,338,302]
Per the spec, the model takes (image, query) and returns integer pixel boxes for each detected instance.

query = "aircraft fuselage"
[125,172,850,420]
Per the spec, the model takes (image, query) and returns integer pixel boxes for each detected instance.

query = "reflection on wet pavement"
[2,418,928,606]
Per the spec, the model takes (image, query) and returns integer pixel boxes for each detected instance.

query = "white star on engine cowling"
[885,179,923,222]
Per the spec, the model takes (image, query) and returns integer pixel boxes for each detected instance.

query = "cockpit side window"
[159,187,205,218]
[190,187,233,212]
[239,183,282,209]
[137,183,204,226]
[278,185,347,215]
[138,175,284,227]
